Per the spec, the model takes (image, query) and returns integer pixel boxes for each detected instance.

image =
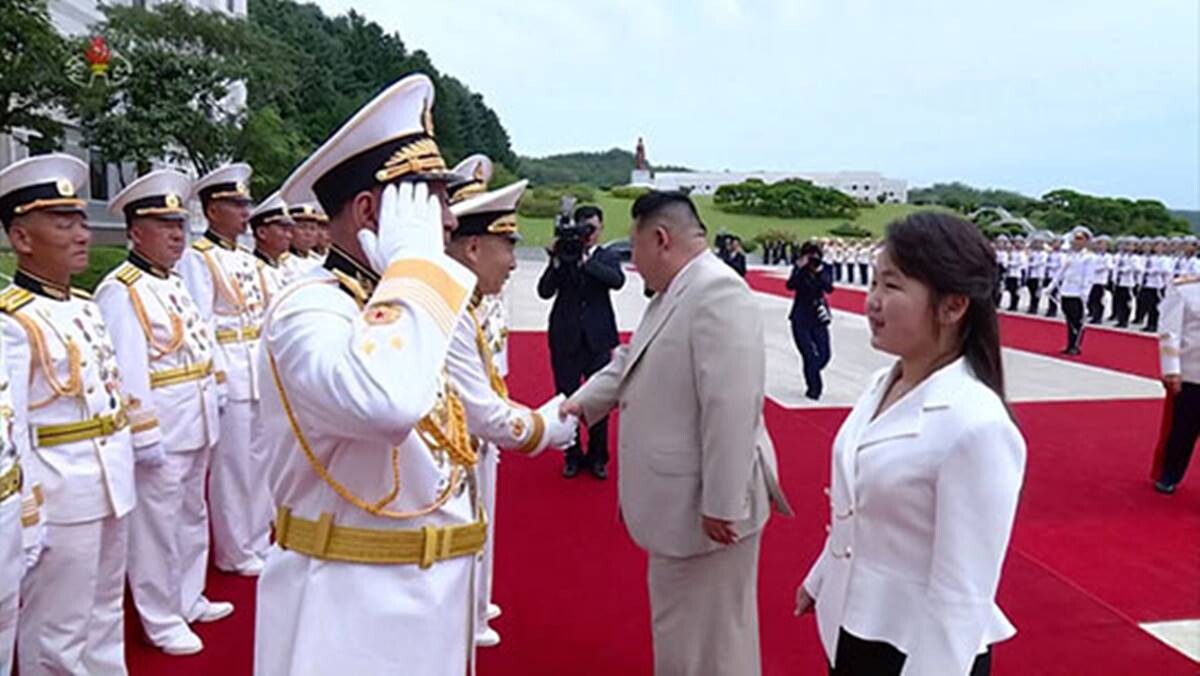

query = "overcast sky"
[311,0,1199,208]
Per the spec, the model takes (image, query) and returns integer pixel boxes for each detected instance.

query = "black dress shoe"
[589,463,608,480]
[1154,480,1177,495]
[562,461,580,479]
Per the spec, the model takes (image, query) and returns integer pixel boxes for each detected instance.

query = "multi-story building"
[635,168,908,204]
[1,0,248,242]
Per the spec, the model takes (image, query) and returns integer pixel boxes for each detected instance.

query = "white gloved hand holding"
[357,181,445,275]
[134,442,167,469]
[538,394,578,450]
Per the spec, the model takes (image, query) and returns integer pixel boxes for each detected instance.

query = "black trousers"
[1004,277,1021,311]
[1139,287,1163,330]
[1062,296,1086,352]
[1113,286,1133,326]
[858,263,869,286]
[1134,286,1148,324]
[791,319,831,399]
[1086,284,1107,323]
[830,629,992,676]
[551,345,611,467]
[1026,277,1042,314]
[1160,382,1200,487]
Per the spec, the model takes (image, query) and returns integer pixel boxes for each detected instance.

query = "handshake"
[537,394,582,451]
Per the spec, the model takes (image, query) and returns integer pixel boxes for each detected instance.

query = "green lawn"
[518,194,944,249]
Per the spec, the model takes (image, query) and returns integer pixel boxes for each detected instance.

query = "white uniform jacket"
[0,276,134,525]
[1160,275,1200,384]
[94,253,221,454]
[1046,250,1096,298]
[177,231,266,402]
[447,296,548,456]
[254,248,479,676]
[803,358,1025,676]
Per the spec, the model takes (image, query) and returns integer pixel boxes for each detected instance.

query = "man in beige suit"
[562,191,791,676]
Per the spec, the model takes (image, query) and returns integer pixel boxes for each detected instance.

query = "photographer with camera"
[538,204,626,479]
[786,240,835,400]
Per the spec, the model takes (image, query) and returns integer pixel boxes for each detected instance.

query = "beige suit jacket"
[572,251,792,558]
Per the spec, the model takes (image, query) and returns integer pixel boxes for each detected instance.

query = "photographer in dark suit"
[787,241,834,400]
[538,205,626,478]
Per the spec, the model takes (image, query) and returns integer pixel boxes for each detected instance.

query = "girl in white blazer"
[795,213,1027,676]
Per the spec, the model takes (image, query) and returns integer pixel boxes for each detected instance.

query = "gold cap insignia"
[473,163,486,181]
[235,181,247,195]
[165,193,180,208]
[56,179,75,197]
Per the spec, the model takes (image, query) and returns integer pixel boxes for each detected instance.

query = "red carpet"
[744,271,1161,379]
[127,331,1198,675]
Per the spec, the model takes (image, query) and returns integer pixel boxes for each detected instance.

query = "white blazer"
[803,357,1025,676]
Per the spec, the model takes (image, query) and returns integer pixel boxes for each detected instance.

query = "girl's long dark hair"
[884,212,1008,406]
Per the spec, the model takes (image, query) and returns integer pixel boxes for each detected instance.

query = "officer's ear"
[6,215,37,256]
[348,187,382,234]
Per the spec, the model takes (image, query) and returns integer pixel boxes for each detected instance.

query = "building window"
[227,0,236,12]
[89,150,108,201]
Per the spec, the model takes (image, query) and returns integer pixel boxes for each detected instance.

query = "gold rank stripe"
[215,325,261,344]
[0,463,21,502]
[192,238,214,252]
[515,412,546,455]
[0,287,34,314]
[374,259,469,336]
[115,264,142,286]
[130,417,160,434]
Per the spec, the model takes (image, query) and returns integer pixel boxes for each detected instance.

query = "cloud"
[309,0,1199,207]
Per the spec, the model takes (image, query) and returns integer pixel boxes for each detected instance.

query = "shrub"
[714,178,859,219]
[828,223,872,239]
[609,185,651,200]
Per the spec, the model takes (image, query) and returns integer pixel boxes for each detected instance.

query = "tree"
[0,0,70,150]
[64,1,255,183]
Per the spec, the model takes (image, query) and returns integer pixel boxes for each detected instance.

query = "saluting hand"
[358,181,443,274]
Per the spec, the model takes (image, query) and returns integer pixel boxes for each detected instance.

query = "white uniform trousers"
[18,515,129,676]
[648,532,763,676]
[0,493,22,673]
[181,443,215,621]
[475,444,499,629]
[255,548,473,676]
[210,400,270,570]
[129,447,212,643]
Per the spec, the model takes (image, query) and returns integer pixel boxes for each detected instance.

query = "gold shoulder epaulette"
[115,264,142,287]
[192,239,214,252]
[1174,274,1200,286]
[0,287,34,314]
[71,287,92,300]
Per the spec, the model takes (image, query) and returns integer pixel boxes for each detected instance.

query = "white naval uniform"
[1048,250,1096,298]
[255,252,289,309]
[1,278,135,675]
[0,322,39,674]
[1026,250,1047,281]
[95,255,222,644]
[1116,253,1144,289]
[1045,250,1064,281]
[253,249,480,676]
[178,232,271,570]
[447,293,544,637]
[281,250,322,282]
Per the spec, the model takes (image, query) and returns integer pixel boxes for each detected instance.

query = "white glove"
[357,181,445,274]
[538,394,578,450]
[22,521,45,573]
[134,442,167,469]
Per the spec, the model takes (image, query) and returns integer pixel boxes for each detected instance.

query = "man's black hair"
[630,190,706,233]
[574,204,603,223]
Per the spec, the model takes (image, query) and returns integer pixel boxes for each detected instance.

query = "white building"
[1,0,248,241]
[636,169,908,204]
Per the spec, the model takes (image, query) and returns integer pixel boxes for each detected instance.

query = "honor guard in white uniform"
[254,74,485,676]
[177,164,272,575]
[1087,235,1113,324]
[1025,235,1048,314]
[1141,237,1173,332]
[95,170,233,656]
[443,173,577,648]
[1046,226,1097,355]
[1155,272,1200,494]
[283,202,327,279]
[250,192,295,302]
[1044,235,1065,317]
[0,154,134,675]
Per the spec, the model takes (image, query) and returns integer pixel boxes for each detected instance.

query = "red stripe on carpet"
[745,271,1161,379]
[126,330,1197,675]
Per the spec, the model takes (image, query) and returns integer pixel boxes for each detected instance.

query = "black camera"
[799,242,824,270]
[553,215,595,263]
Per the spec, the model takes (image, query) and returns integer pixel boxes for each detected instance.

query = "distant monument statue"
[630,136,652,186]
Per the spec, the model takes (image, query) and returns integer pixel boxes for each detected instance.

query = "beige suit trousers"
[647,531,762,676]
